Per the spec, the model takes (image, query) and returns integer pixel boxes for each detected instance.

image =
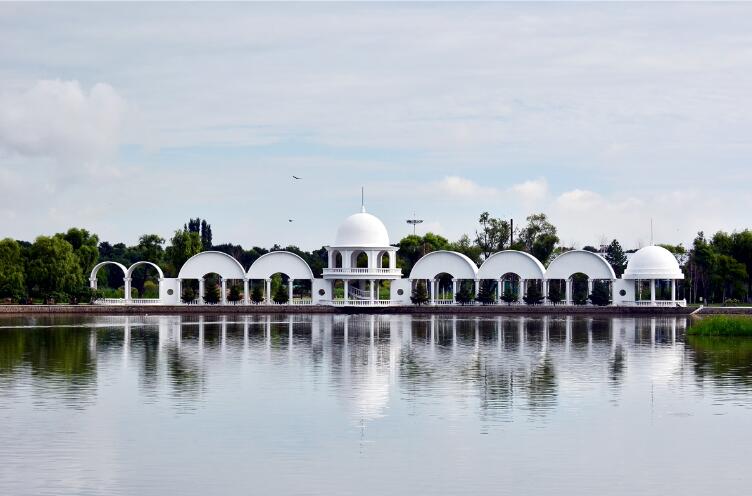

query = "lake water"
[0,314,750,495]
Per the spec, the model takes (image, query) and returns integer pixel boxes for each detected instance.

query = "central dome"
[334,210,390,247]
[623,245,684,279]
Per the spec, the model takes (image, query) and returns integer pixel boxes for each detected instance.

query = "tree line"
[1,212,750,304]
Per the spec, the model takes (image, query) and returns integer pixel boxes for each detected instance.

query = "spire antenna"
[361,186,365,213]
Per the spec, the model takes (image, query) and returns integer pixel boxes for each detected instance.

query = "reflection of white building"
[91,205,685,307]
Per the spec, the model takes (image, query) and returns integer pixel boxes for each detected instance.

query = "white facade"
[91,207,686,308]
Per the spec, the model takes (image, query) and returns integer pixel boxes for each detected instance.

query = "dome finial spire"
[361,186,366,213]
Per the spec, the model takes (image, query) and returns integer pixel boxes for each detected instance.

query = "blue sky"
[1,2,751,251]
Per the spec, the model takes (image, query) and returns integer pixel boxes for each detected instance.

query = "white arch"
[409,250,478,280]
[545,250,616,280]
[247,251,314,280]
[126,261,165,280]
[89,261,127,286]
[477,250,546,280]
[177,251,246,279]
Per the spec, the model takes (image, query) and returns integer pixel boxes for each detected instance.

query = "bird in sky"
[292,175,301,180]
[288,219,294,222]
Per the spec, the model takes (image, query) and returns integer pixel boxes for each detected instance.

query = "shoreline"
[0,304,719,316]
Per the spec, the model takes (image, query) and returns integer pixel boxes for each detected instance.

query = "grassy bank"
[688,315,752,337]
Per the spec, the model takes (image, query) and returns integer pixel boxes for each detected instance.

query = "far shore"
[0,304,736,316]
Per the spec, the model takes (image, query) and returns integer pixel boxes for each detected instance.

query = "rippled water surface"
[0,314,751,495]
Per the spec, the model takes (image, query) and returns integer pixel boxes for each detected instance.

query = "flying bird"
[292,175,301,180]
[288,219,295,222]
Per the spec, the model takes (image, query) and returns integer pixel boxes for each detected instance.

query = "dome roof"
[334,209,390,247]
[623,245,684,279]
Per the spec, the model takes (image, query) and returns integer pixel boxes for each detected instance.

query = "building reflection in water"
[5,313,749,424]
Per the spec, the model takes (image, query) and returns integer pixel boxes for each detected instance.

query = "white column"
[587,279,594,297]
[452,279,457,303]
[89,278,97,290]
[543,280,548,304]
[650,279,656,305]
[565,278,571,305]
[265,278,271,304]
[370,279,375,302]
[430,279,435,305]
[343,280,349,303]
[671,279,676,302]
[243,279,249,305]
[496,279,501,303]
[289,278,294,304]
[221,278,227,305]
[474,279,479,298]
[177,279,182,302]
[198,278,205,305]
[518,279,526,303]
[124,277,132,303]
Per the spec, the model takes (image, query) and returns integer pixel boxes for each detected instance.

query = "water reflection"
[1,314,744,421]
[1,314,752,496]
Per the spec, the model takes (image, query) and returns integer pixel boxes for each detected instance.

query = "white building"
[91,206,686,307]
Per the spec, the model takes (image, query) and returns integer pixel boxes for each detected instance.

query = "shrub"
[524,285,544,305]
[411,281,429,305]
[573,290,588,305]
[475,281,495,305]
[589,283,611,306]
[204,281,220,304]
[501,287,517,305]
[456,284,474,305]
[251,284,264,304]
[273,284,289,304]
[228,284,242,303]
[181,287,196,303]
[548,285,563,305]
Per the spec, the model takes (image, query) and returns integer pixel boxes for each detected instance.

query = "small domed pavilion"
[622,245,684,306]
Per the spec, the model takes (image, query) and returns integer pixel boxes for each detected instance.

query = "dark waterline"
[0,314,750,496]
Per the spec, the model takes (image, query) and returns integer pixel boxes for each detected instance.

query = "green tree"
[60,228,99,280]
[605,240,628,277]
[26,236,83,299]
[475,212,513,259]
[456,283,475,305]
[0,238,26,300]
[165,229,202,276]
[548,284,563,305]
[518,213,559,264]
[523,284,544,305]
[475,280,495,305]
[397,233,450,275]
[181,286,196,303]
[589,282,611,306]
[273,283,289,304]
[411,281,429,305]
[714,254,747,302]
[130,234,166,296]
[228,284,242,303]
[450,234,482,265]
[203,280,220,304]
[501,287,517,305]
[251,284,264,304]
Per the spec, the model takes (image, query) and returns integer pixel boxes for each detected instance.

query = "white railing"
[327,299,395,306]
[94,298,161,305]
[348,286,371,300]
[94,298,126,305]
[433,299,455,305]
[629,300,684,308]
[291,298,313,305]
[323,268,402,275]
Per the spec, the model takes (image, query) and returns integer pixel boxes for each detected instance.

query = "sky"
[1,2,751,251]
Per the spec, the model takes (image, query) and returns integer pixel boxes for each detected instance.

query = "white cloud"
[510,178,548,204]
[0,80,126,164]
[435,176,498,198]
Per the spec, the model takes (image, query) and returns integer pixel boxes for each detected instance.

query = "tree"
[60,228,99,280]
[475,281,495,305]
[548,284,563,305]
[204,280,220,304]
[518,213,559,264]
[228,284,242,303]
[475,212,512,259]
[605,240,628,277]
[273,283,289,304]
[181,287,196,303]
[455,283,475,305]
[0,238,26,301]
[398,233,450,275]
[589,282,611,306]
[410,281,429,305]
[26,236,83,299]
[523,284,544,305]
[200,219,212,250]
[714,254,747,302]
[501,287,517,305]
[165,228,202,276]
[251,284,264,304]
[572,289,588,305]
[450,234,482,265]
[130,234,165,296]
